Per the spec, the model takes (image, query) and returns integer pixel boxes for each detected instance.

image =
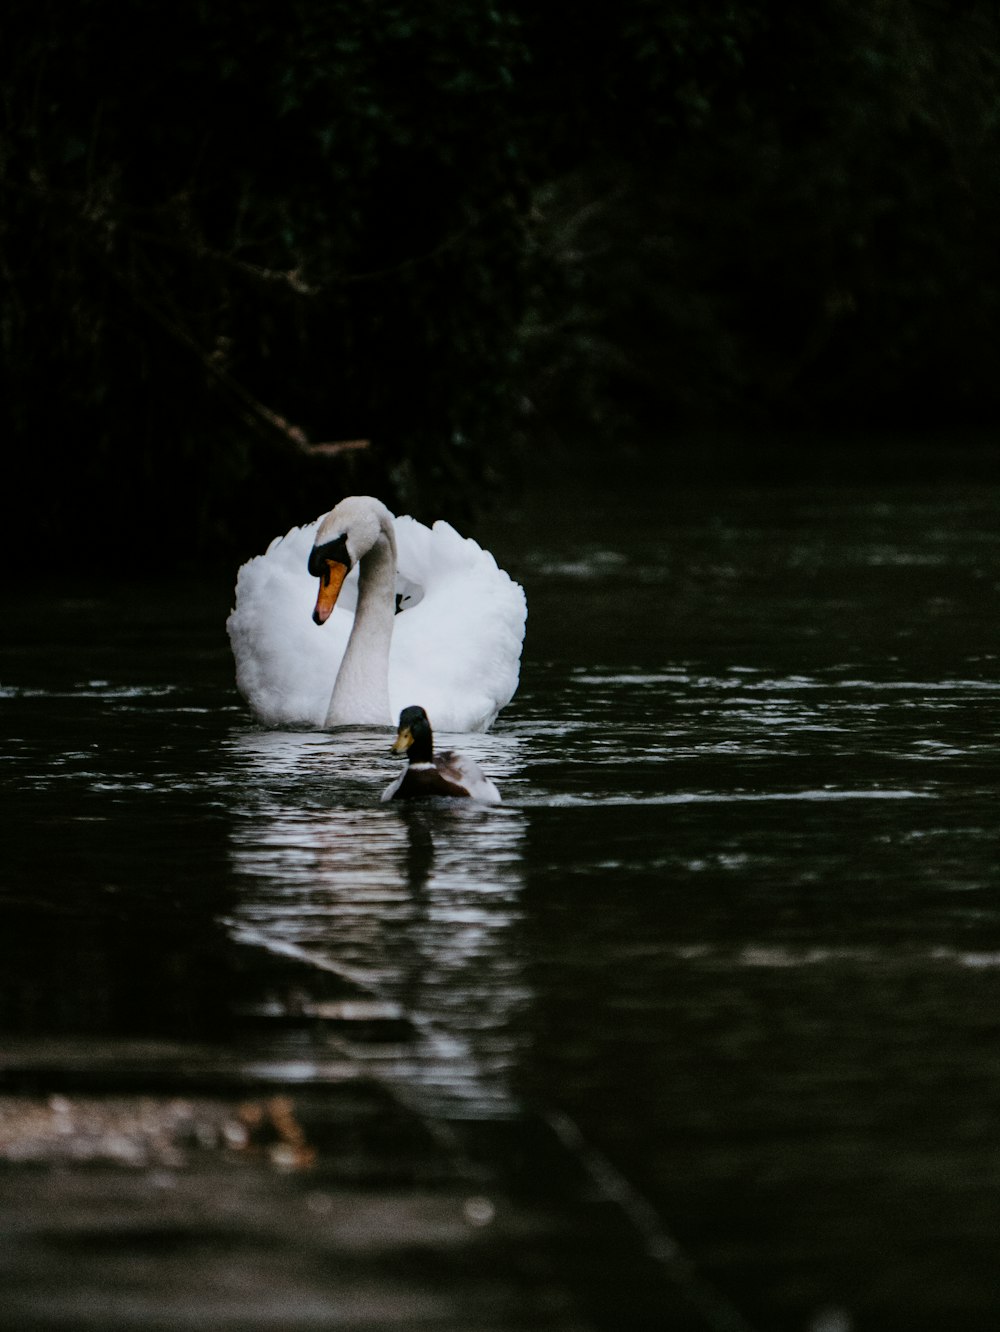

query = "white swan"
[227,496,526,732]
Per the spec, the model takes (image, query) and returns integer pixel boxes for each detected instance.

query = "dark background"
[4,1,999,570]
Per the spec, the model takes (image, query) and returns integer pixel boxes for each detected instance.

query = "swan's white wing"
[226,520,354,727]
[388,518,527,733]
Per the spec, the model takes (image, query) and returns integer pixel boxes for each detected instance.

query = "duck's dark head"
[391,705,434,762]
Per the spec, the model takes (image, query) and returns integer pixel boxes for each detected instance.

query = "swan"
[382,705,502,803]
[227,496,526,732]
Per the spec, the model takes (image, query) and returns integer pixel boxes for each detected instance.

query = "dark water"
[3,475,1000,1330]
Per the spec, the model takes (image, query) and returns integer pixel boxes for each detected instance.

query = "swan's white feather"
[227,510,526,732]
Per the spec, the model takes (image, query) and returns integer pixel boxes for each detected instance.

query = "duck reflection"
[224,725,528,1118]
[401,807,436,893]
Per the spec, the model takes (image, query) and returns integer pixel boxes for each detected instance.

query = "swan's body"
[382,706,502,803]
[227,496,526,732]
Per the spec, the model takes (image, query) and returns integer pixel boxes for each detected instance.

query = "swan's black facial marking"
[308,534,351,579]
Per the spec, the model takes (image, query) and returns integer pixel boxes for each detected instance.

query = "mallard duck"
[227,496,526,732]
[381,706,502,803]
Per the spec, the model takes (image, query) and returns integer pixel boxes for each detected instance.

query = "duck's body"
[227,497,526,732]
[382,706,502,804]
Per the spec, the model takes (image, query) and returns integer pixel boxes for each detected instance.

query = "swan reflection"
[224,725,528,1118]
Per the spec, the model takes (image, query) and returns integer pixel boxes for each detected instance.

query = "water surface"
[3,475,1000,1330]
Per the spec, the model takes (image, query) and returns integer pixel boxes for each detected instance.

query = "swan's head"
[307,496,395,625]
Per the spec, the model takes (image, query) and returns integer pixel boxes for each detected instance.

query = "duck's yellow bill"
[391,726,414,754]
[312,559,349,625]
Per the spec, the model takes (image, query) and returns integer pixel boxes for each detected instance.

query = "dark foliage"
[519,3,1000,438]
[3,2,1000,570]
[1,1,528,566]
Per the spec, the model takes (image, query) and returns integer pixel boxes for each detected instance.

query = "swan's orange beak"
[312,559,349,625]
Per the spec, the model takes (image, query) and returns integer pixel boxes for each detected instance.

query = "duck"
[381,706,502,803]
[227,496,526,732]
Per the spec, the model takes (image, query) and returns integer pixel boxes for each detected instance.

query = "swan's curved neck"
[325,526,396,726]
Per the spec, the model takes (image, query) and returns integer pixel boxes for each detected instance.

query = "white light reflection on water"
[224,725,530,1118]
[532,788,932,807]
[0,683,182,701]
[572,669,1000,694]
[652,943,1000,970]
